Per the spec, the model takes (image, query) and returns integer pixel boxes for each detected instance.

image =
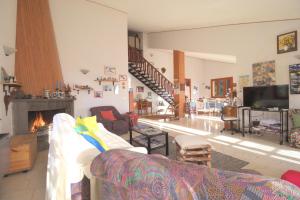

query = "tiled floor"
[1,115,299,199]
[138,115,300,178]
[0,150,48,200]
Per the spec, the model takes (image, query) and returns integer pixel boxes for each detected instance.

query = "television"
[243,85,289,110]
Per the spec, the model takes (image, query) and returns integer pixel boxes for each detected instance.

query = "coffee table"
[129,124,169,156]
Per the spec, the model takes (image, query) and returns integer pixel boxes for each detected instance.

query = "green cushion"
[292,113,300,128]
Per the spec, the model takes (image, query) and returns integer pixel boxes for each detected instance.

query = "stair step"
[128,62,175,104]
[148,84,158,88]
[160,92,169,95]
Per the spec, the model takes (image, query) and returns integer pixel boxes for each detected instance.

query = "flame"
[30,112,46,133]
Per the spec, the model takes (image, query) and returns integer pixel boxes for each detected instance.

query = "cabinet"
[7,134,37,174]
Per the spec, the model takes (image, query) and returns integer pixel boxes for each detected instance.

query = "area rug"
[132,136,261,174]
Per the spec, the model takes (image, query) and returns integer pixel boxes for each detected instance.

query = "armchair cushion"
[281,170,300,188]
[292,113,300,129]
[289,109,300,148]
[100,110,117,121]
[113,120,129,132]
[289,128,300,148]
[90,106,130,135]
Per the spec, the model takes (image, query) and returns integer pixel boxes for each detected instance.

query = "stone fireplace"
[28,109,65,135]
[12,98,74,135]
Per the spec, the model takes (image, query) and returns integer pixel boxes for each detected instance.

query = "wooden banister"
[129,46,174,95]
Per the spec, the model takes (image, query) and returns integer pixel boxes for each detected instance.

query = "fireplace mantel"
[12,98,74,134]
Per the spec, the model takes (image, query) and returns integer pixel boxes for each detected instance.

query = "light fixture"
[80,69,90,75]
[2,45,17,56]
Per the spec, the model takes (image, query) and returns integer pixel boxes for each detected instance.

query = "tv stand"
[240,107,289,145]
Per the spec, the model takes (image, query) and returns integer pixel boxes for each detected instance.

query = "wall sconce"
[80,69,90,75]
[2,45,17,56]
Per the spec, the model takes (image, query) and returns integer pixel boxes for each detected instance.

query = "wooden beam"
[15,0,63,96]
[173,50,185,118]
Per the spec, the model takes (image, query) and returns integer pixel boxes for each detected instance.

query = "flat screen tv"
[243,85,289,110]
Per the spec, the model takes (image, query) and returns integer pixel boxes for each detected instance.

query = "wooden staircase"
[128,46,174,106]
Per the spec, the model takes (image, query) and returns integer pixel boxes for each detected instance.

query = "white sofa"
[46,113,147,200]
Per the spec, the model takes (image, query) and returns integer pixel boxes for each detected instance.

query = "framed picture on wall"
[289,64,300,94]
[94,91,103,98]
[277,31,297,54]
[136,86,144,93]
[252,60,276,86]
[104,66,116,77]
[119,74,127,81]
[103,85,113,92]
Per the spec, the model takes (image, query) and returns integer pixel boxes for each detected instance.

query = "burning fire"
[30,112,46,133]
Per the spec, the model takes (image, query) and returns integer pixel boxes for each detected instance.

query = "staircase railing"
[128,46,174,96]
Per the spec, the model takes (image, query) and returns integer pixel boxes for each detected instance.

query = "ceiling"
[88,0,300,33]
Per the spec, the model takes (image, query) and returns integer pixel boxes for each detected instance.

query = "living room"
[1,0,300,200]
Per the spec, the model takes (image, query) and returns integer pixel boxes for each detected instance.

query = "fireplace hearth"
[29,109,64,135]
[12,98,74,135]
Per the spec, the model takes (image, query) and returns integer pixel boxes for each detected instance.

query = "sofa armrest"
[122,147,148,154]
[119,114,129,121]
[99,119,113,127]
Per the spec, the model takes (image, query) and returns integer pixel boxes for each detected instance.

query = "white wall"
[148,20,300,108]
[50,0,129,116]
[0,0,17,133]
[0,0,129,133]
[185,56,205,100]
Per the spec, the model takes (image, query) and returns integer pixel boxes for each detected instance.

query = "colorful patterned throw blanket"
[74,116,109,152]
[91,149,300,200]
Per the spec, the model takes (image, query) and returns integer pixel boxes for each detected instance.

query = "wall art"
[120,81,126,89]
[114,85,119,95]
[104,66,116,77]
[94,91,103,98]
[238,75,250,91]
[252,60,276,86]
[119,74,127,81]
[289,63,300,94]
[103,85,113,92]
[136,86,144,93]
[277,31,297,54]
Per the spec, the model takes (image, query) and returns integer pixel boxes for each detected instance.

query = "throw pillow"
[74,116,109,152]
[100,110,117,121]
[292,113,300,128]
